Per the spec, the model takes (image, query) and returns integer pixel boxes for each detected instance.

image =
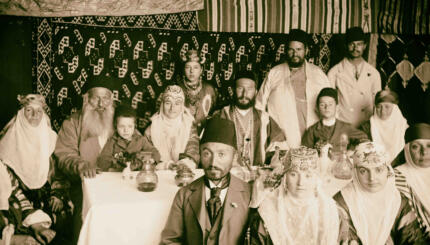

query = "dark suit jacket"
[160,175,251,245]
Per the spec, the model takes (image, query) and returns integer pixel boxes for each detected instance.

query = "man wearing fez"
[160,117,251,245]
[328,26,381,127]
[54,75,116,241]
[256,29,332,148]
[212,70,287,166]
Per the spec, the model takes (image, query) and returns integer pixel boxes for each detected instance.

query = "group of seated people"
[0,25,429,245]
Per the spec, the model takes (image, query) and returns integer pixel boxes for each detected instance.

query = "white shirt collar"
[205,179,229,204]
[322,118,336,126]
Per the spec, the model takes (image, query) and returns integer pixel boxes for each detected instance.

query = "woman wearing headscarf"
[359,90,408,163]
[144,85,200,170]
[334,142,428,244]
[178,50,217,134]
[245,146,340,245]
[395,123,430,238]
[0,94,72,245]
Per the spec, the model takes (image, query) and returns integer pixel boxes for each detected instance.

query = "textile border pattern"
[35,20,349,132]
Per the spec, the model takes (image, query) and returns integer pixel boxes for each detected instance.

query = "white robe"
[256,61,332,147]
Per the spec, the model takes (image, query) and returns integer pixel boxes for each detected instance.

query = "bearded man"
[256,29,333,147]
[54,75,115,243]
[212,70,286,166]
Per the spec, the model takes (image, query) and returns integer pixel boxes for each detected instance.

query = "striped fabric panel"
[197,0,377,33]
[377,0,429,34]
[395,169,430,234]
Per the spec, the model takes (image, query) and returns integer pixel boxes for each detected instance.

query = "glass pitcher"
[331,133,353,180]
[136,152,158,192]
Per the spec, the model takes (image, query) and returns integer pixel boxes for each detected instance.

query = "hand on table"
[78,161,101,179]
[30,223,56,245]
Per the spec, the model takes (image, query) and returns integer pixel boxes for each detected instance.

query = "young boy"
[301,87,368,150]
[96,105,160,171]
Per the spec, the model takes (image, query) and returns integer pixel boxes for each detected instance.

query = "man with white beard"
[55,75,115,243]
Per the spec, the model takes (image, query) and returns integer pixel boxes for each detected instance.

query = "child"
[96,105,160,171]
[301,87,368,150]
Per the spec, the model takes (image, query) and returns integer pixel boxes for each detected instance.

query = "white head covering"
[251,146,339,245]
[0,94,57,190]
[0,161,12,210]
[370,103,408,163]
[397,142,430,222]
[150,85,195,162]
[341,142,401,245]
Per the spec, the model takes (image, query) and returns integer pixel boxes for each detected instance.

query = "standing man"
[160,117,251,245]
[212,70,287,166]
[328,27,381,127]
[256,29,332,147]
[54,75,116,242]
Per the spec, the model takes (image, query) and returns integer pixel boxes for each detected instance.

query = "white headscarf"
[341,142,401,245]
[370,104,408,163]
[0,103,57,190]
[0,161,12,210]
[397,143,430,222]
[151,85,194,162]
[252,146,339,245]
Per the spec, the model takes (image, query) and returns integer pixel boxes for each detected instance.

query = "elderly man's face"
[286,41,306,68]
[24,104,44,127]
[88,87,113,111]
[410,139,430,168]
[356,165,389,193]
[347,40,366,59]
[234,78,256,109]
[200,142,235,182]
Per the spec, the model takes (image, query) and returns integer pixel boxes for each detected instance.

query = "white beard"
[81,103,114,141]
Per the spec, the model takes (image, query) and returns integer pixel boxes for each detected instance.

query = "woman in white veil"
[334,141,428,244]
[245,146,339,245]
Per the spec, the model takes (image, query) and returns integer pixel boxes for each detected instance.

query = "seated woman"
[96,104,161,171]
[246,146,339,244]
[395,123,430,238]
[334,142,428,244]
[144,85,199,170]
[359,90,408,163]
[0,94,72,244]
[179,50,217,134]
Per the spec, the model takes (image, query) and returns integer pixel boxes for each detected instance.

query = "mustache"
[205,166,223,171]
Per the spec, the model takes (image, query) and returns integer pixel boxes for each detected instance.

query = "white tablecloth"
[78,170,203,245]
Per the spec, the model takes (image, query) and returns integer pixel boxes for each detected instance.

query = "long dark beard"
[233,94,256,110]
[81,103,114,141]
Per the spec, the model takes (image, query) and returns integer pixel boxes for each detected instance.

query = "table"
[78,170,203,245]
[78,168,350,245]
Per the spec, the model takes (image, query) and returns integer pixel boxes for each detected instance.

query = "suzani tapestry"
[43,21,352,132]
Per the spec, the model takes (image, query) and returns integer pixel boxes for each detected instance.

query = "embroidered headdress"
[162,85,185,102]
[284,146,319,173]
[353,142,389,168]
[17,94,47,108]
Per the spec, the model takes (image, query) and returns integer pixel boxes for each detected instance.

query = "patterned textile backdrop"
[377,34,430,124]
[39,21,352,132]
[198,0,378,34]
[0,0,203,16]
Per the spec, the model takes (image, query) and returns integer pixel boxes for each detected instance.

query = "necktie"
[205,175,230,225]
[207,187,222,224]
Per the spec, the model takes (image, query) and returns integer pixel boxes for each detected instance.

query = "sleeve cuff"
[22,210,51,228]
